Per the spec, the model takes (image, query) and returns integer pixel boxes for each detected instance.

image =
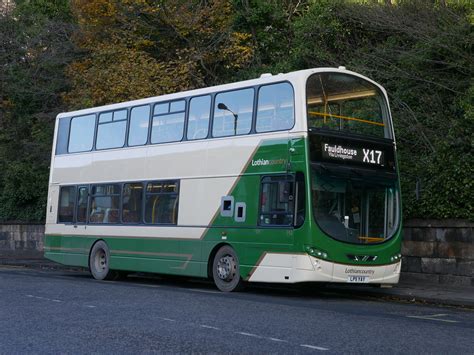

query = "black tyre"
[89,240,119,281]
[212,245,244,292]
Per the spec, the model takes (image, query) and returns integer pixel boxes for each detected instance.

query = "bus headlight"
[305,246,328,259]
[390,253,402,262]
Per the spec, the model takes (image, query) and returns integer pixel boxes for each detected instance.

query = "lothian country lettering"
[251,158,287,167]
[345,268,375,275]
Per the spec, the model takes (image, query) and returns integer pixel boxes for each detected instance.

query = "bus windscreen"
[311,171,400,244]
[306,73,392,139]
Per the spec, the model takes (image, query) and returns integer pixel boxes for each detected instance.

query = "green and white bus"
[45,67,402,291]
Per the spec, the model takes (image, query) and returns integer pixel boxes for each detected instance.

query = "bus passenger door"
[288,137,308,241]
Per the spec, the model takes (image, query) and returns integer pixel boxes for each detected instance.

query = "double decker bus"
[45,67,402,292]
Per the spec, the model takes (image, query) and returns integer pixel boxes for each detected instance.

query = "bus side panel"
[44,233,207,277]
[200,170,296,281]
[44,234,91,268]
[44,250,88,268]
[45,136,304,279]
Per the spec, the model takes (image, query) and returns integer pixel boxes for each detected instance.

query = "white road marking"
[268,337,287,343]
[129,283,161,288]
[407,314,459,323]
[237,332,262,338]
[186,288,219,294]
[26,295,62,303]
[200,325,219,330]
[27,294,97,309]
[301,344,329,351]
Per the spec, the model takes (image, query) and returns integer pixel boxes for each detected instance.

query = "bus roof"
[56,67,386,120]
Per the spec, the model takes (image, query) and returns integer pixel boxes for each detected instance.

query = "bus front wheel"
[89,240,119,281]
[212,246,243,292]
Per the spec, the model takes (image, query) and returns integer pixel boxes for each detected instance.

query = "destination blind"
[321,143,385,167]
[309,132,396,172]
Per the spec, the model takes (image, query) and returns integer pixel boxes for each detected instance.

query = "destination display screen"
[309,132,396,173]
[321,143,385,167]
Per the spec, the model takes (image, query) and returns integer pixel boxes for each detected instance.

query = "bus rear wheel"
[212,246,243,292]
[89,240,119,281]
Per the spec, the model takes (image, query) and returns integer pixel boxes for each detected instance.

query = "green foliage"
[232,0,303,73]
[0,0,472,221]
[0,160,49,221]
[0,0,76,222]
[233,0,473,219]
[13,0,73,20]
[65,0,253,108]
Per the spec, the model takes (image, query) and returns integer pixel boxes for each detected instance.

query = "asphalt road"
[0,267,473,354]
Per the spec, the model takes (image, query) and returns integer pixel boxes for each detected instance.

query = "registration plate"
[347,275,369,283]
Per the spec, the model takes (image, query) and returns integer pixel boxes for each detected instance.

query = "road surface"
[0,267,472,353]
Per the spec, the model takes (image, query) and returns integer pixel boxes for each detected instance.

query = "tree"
[289,1,474,218]
[0,0,471,221]
[234,0,473,219]
[65,0,254,108]
[0,0,76,221]
[233,0,305,73]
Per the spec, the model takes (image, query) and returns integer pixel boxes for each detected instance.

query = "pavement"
[1,253,473,309]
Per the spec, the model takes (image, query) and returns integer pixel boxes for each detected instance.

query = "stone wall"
[0,221,472,286]
[401,219,473,287]
[0,223,45,252]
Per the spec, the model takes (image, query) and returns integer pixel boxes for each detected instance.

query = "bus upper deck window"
[151,100,186,144]
[256,82,294,133]
[68,114,96,153]
[96,110,128,150]
[128,105,150,146]
[213,88,254,137]
[187,95,211,140]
